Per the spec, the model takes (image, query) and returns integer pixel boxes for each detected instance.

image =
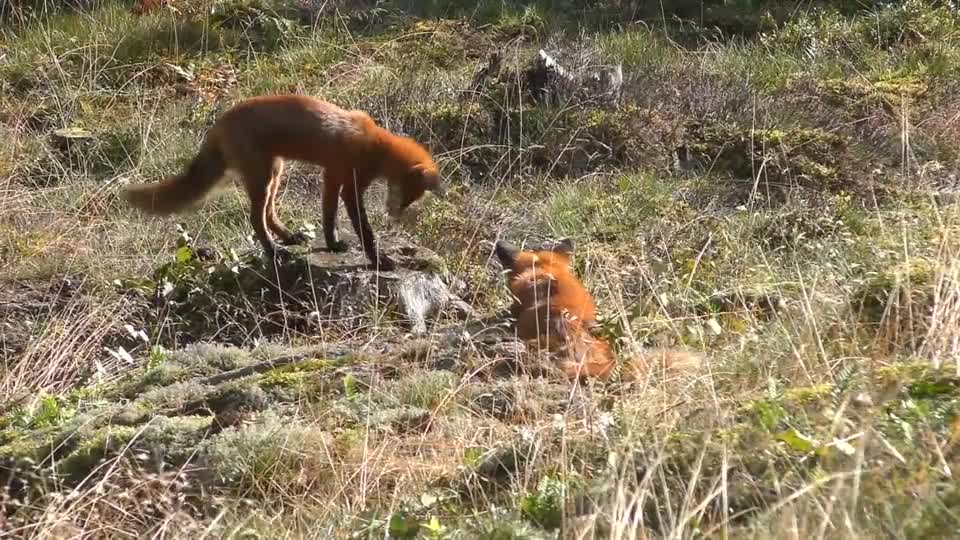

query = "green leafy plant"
[6,392,75,430]
[343,373,360,402]
[519,476,567,529]
[387,511,420,539]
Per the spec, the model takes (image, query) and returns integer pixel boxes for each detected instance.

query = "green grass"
[2,0,960,538]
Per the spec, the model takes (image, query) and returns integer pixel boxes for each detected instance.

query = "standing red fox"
[494,239,702,381]
[122,94,443,270]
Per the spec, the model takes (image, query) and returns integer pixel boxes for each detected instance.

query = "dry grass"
[2,0,960,538]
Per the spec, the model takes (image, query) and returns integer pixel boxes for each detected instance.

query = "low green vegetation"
[2,0,960,537]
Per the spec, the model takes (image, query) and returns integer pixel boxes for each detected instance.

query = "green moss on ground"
[4,0,960,537]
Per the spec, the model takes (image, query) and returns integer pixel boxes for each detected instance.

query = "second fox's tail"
[622,347,703,381]
[123,142,227,214]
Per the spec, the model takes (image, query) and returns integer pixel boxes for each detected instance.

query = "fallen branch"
[194,348,351,386]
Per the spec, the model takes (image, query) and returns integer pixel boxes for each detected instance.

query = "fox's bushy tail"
[123,143,226,214]
[623,347,703,381]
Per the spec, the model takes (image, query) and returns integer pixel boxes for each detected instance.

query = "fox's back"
[511,256,596,315]
[212,95,375,165]
[508,255,598,342]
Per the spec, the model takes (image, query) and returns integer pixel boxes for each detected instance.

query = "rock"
[470,388,516,419]
[50,127,94,153]
[368,406,432,434]
[51,127,93,141]
[524,49,577,106]
[468,51,503,96]
[932,189,960,206]
[474,441,532,481]
[139,233,476,344]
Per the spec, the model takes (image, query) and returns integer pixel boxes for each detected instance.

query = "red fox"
[494,239,702,381]
[122,94,444,270]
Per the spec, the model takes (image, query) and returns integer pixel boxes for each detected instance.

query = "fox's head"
[386,162,444,220]
[494,238,575,277]
[384,135,445,220]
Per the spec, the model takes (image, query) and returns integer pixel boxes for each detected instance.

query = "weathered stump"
[300,240,476,335]
[524,49,623,106]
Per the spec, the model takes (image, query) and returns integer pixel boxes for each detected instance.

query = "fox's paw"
[281,231,310,246]
[327,239,349,253]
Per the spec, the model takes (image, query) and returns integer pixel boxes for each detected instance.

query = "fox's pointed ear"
[494,240,519,269]
[552,237,575,255]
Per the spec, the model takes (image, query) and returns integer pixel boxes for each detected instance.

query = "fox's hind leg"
[265,159,308,246]
[238,157,289,260]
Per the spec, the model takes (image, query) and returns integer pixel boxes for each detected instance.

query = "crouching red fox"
[494,238,702,381]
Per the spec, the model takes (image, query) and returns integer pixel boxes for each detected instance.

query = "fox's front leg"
[341,185,395,271]
[322,175,349,253]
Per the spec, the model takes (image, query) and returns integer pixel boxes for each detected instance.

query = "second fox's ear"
[494,240,519,269]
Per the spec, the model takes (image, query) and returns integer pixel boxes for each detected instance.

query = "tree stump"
[302,239,476,335]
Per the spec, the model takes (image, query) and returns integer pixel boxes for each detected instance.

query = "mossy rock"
[0,425,62,463]
[135,381,212,415]
[122,344,256,398]
[257,357,352,403]
[199,411,334,493]
[735,380,852,437]
[137,415,214,468]
[393,101,500,182]
[463,379,581,422]
[379,370,460,411]
[873,359,941,387]
[903,482,960,539]
[397,93,670,182]
[820,76,928,109]
[58,425,139,481]
[875,368,960,448]
[203,384,269,417]
[472,439,536,482]
[508,105,669,178]
[783,384,835,404]
[125,243,332,345]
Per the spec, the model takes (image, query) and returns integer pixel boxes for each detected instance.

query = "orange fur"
[122,94,443,270]
[495,239,702,381]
